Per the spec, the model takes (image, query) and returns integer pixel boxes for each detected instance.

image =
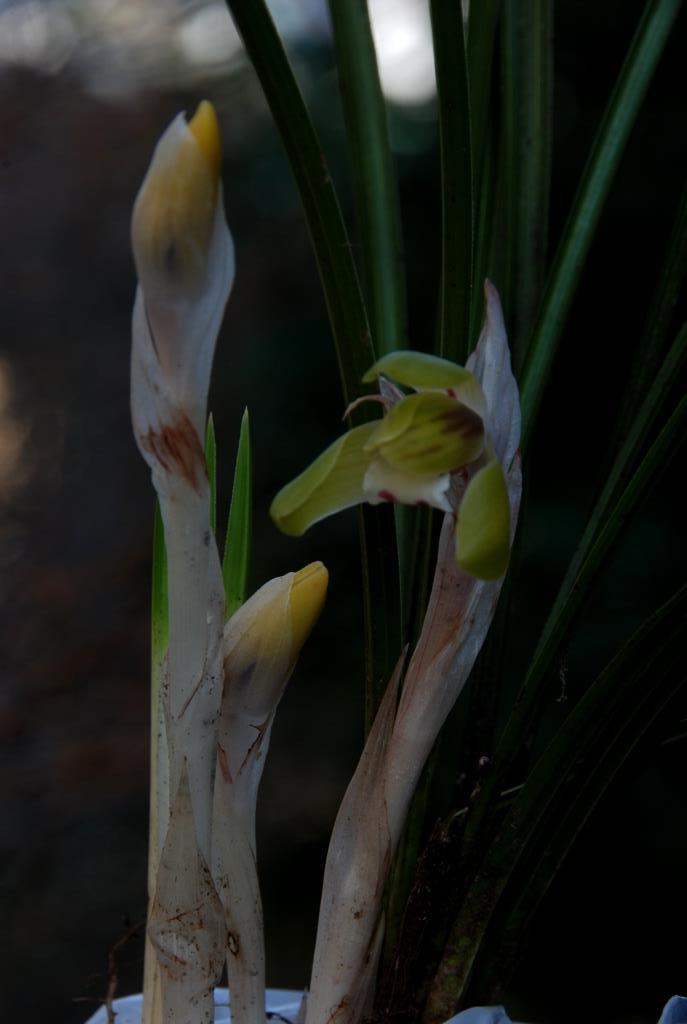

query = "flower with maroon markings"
[270,281,520,581]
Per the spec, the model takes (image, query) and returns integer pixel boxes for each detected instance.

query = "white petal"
[467,280,521,469]
[363,457,452,512]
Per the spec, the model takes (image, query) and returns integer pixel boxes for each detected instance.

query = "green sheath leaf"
[223,408,253,620]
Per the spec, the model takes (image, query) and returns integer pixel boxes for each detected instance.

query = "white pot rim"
[83,987,303,1024]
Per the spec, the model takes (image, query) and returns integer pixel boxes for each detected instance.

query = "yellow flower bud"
[290,562,329,658]
[188,100,222,182]
[223,565,329,721]
[131,101,222,299]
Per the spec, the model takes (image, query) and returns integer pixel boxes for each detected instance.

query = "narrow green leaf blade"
[328,0,407,356]
[426,586,686,1014]
[223,408,253,620]
[501,0,553,366]
[430,0,473,364]
[460,392,687,867]
[520,0,682,449]
[470,592,686,1000]
[612,177,687,449]
[224,0,374,404]
[225,0,403,729]
[466,0,501,190]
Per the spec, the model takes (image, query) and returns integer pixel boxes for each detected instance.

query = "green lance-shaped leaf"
[223,408,253,620]
[563,321,687,591]
[430,0,474,365]
[328,0,407,357]
[425,586,686,1017]
[325,0,410,633]
[466,0,501,191]
[501,0,553,366]
[612,178,687,453]
[224,0,373,404]
[472,593,686,1003]
[519,0,682,450]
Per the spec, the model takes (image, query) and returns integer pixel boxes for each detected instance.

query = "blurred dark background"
[0,1,685,1022]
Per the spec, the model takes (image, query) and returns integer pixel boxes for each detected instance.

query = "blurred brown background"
[0,2,685,1022]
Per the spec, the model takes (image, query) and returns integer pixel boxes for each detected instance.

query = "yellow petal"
[188,100,221,182]
[131,109,219,297]
[455,459,511,580]
[290,562,329,657]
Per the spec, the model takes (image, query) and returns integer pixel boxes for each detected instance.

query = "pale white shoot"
[212,565,328,1024]
[130,101,234,1024]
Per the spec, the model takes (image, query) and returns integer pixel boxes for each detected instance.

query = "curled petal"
[270,423,377,536]
[365,392,484,475]
[364,350,487,418]
[455,459,511,580]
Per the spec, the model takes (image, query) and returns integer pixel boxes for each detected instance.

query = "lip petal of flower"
[362,458,452,511]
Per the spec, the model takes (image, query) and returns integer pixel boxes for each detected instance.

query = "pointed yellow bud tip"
[290,561,329,656]
[188,100,221,182]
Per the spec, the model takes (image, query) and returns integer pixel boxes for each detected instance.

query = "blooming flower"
[270,282,519,581]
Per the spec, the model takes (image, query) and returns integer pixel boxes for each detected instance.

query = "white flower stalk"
[306,654,403,1024]
[305,284,522,1024]
[212,564,328,1024]
[130,101,234,1024]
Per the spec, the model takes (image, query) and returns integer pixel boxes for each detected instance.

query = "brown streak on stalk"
[327,998,350,1024]
[178,663,206,719]
[217,742,232,784]
[238,715,271,775]
[168,903,204,923]
[140,412,207,493]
